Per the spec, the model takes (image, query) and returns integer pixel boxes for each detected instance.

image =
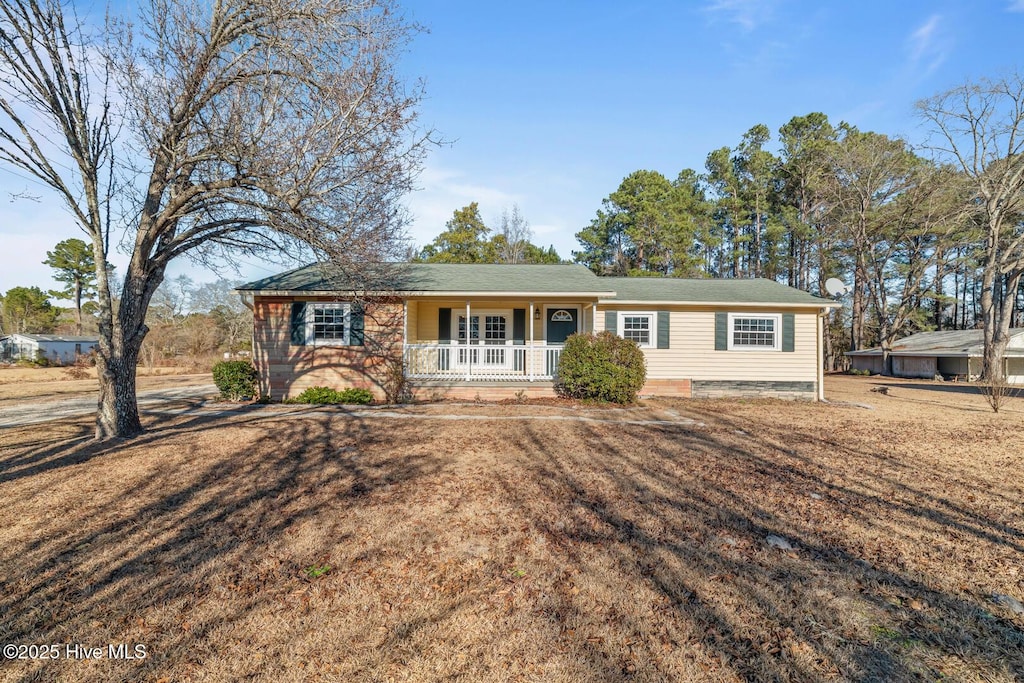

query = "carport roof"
[846,328,1024,357]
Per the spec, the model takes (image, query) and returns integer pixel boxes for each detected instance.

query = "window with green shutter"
[722,313,787,351]
[291,301,365,346]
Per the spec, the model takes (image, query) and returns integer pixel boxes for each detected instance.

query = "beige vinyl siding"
[597,306,819,382]
[405,300,418,342]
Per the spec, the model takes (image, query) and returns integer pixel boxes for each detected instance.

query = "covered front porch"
[402,298,597,381]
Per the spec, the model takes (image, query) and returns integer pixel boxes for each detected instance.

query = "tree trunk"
[74,278,83,335]
[979,239,1002,381]
[879,318,893,375]
[984,269,1024,382]
[962,262,970,328]
[823,312,835,371]
[94,261,162,439]
[850,254,867,352]
[96,349,143,439]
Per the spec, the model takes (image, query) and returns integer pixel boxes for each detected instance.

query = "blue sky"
[2,0,1023,295]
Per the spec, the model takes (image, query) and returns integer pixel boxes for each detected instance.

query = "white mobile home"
[0,333,98,364]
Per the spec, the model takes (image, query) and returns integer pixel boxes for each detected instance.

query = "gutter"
[599,299,842,309]
[237,289,617,299]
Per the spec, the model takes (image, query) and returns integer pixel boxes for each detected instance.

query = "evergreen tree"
[0,286,60,334]
[417,203,495,263]
[418,203,563,264]
[43,238,99,334]
[575,170,705,276]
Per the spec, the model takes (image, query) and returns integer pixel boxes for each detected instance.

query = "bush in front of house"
[555,331,647,404]
[212,359,258,400]
[289,386,374,405]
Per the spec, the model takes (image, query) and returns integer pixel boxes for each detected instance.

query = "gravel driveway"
[0,384,217,428]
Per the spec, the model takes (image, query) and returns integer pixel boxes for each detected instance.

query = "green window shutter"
[714,311,728,351]
[512,309,526,345]
[604,310,617,334]
[782,313,795,352]
[290,302,307,345]
[438,308,452,344]
[657,311,670,349]
[349,304,365,346]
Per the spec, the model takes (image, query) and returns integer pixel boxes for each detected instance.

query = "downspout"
[817,307,826,402]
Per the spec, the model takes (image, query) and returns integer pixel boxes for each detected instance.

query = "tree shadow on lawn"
[879,381,1021,397]
[491,415,1024,682]
[0,400,214,484]
[0,409,447,681]
[2,405,1022,682]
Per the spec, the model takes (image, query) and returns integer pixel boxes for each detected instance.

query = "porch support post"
[529,301,535,381]
[402,300,409,378]
[465,300,472,381]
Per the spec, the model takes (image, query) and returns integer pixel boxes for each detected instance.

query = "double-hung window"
[618,313,655,348]
[309,303,350,345]
[728,313,781,351]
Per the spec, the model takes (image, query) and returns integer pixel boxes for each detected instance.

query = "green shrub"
[555,331,647,404]
[212,360,258,400]
[289,386,374,405]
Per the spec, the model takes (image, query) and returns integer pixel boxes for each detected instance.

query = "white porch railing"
[404,343,563,381]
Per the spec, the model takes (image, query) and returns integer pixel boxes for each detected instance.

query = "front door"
[546,307,578,344]
[546,308,578,376]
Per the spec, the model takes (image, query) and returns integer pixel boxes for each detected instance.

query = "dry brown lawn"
[0,376,1022,682]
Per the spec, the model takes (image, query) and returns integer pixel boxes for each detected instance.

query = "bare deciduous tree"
[863,163,971,373]
[496,204,532,264]
[0,0,431,438]
[918,74,1024,382]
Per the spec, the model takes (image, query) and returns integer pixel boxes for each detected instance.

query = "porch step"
[410,379,555,388]
[408,379,556,401]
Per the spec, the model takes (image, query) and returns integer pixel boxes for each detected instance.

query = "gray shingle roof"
[599,277,834,305]
[847,328,1024,357]
[238,262,613,294]
[238,263,834,306]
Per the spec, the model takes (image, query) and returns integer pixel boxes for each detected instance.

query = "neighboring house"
[846,328,1024,383]
[0,333,98,364]
[238,263,840,401]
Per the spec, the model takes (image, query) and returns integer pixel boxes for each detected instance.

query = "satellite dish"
[824,278,849,297]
